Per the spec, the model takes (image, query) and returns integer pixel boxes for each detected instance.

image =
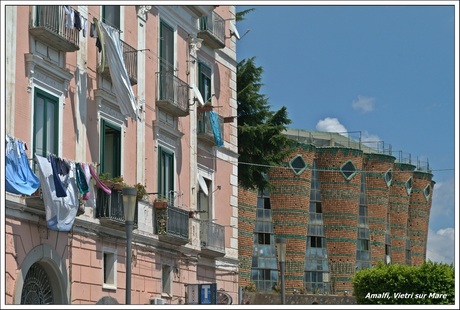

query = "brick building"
[238,128,434,295]
[4,4,239,305]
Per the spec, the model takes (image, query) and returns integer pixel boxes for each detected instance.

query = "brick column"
[364,153,395,265]
[238,187,258,287]
[316,147,363,294]
[388,163,416,264]
[269,144,316,293]
[409,171,434,266]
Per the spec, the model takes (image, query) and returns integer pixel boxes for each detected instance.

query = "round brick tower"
[268,143,316,293]
[238,187,258,287]
[409,171,435,266]
[315,147,364,294]
[363,153,396,265]
[388,162,416,264]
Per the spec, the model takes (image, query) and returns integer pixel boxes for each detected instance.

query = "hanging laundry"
[63,5,74,29]
[74,10,82,31]
[98,21,138,120]
[75,162,89,195]
[81,17,87,37]
[35,154,79,231]
[48,154,68,198]
[89,163,112,195]
[81,163,96,208]
[209,111,224,147]
[5,136,40,195]
[90,22,98,38]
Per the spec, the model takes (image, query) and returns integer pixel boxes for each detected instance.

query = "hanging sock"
[5,138,40,195]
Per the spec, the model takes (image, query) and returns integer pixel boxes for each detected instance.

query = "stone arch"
[14,244,69,304]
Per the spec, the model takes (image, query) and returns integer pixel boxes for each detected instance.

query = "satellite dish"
[229,21,240,40]
[198,173,209,196]
[192,85,205,106]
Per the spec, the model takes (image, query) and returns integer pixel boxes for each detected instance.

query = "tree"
[352,261,455,305]
[237,57,293,190]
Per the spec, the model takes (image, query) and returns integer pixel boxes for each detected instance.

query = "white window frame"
[102,247,117,290]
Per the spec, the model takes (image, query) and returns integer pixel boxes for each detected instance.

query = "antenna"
[229,21,240,40]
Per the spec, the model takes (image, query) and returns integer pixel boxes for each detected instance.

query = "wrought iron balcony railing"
[99,38,138,85]
[197,11,225,49]
[29,5,80,52]
[200,221,225,257]
[155,203,189,245]
[197,111,224,145]
[156,71,190,117]
[96,187,138,230]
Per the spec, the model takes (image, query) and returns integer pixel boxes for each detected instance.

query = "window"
[289,155,307,175]
[309,236,324,248]
[158,146,174,200]
[340,160,357,180]
[385,168,393,187]
[198,62,212,103]
[102,5,120,29]
[423,184,431,200]
[33,89,58,163]
[162,265,172,294]
[159,21,174,73]
[102,249,117,289]
[405,177,413,195]
[198,176,211,221]
[257,233,271,245]
[100,119,121,179]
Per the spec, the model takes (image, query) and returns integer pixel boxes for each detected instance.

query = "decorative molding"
[188,35,203,58]
[137,5,151,21]
[24,53,73,97]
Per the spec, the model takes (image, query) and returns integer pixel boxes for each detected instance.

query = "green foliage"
[236,8,255,22]
[352,261,455,305]
[237,57,293,190]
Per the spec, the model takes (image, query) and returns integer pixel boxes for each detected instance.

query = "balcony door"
[100,119,121,179]
[159,21,174,101]
[158,146,174,201]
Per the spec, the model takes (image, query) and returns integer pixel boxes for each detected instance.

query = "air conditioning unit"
[149,298,165,305]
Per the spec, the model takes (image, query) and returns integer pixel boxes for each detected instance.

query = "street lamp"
[276,238,286,305]
[123,187,137,305]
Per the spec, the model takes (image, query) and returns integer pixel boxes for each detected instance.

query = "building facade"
[238,129,434,295]
[5,5,239,305]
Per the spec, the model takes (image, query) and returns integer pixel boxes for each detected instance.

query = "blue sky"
[235,3,457,264]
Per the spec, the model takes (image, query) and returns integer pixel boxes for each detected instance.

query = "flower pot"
[154,201,168,209]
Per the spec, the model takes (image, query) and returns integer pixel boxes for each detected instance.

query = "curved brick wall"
[409,171,434,266]
[389,163,416,264]
[315,147,364,294]
[268,143,316,292]
[238,187,258,286]
[363,153,395,265]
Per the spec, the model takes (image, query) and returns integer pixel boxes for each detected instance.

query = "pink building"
[4,5,239,305]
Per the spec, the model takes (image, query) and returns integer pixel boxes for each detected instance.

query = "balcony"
[96,187,138,230]
[200,221,225,257]
[155,204,189,245]
[197,111,224,145]
[29,6,79,52]
[99,38,138,85]
[156,72,190,117]
[197,11,225,49]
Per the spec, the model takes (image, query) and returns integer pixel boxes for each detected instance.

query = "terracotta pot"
[154,201,168,209]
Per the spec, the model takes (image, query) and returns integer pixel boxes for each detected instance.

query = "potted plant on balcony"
[153,197,168,209]
[98,173,126,191]
[134,182,148,200]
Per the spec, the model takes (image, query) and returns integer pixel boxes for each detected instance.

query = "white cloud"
[352,95,375,113]
[426,227,455,264]
[360,131,382,150]
[316,117,348,136]
[430,178,455,223]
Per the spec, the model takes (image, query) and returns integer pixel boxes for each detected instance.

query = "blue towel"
[209,111,223,147]
[5,139,40,195]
